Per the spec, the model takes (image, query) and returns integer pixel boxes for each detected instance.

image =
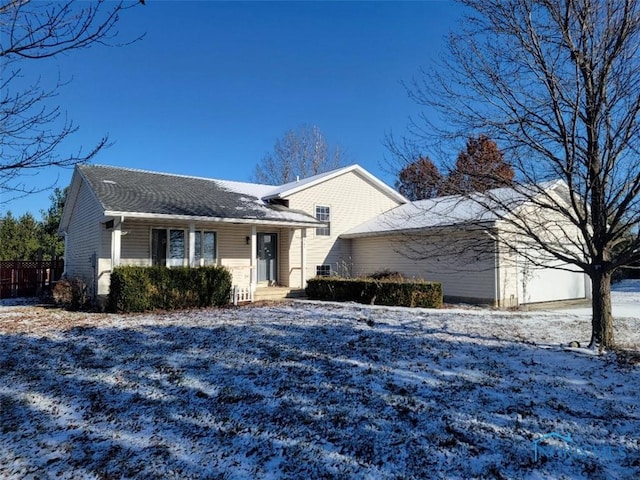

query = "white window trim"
[150,227,187,267]
[314,204,331,237]
[193,229,218,267]
[151,227,219,267]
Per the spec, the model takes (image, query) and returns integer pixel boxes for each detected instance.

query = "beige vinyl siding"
[118,221,252,265]
[217,224,253,287]
[64,179,103,297]
[279,228,293,287]
[218,224,252,262]
[120,221,151,265]
[281,227,313,288]
[495,243,520,308]
[117,221,168,263]
[284,170,402,282]
[97,226,112,295]
[351,233,497,305]
[116,221,298,289]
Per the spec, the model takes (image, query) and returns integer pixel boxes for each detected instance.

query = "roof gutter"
[102,211,324,228]
[340,220,497,239]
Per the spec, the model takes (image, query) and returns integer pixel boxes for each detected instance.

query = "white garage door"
[518,261,587,304]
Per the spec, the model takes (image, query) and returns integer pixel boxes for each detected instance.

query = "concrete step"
[254,287,306,301]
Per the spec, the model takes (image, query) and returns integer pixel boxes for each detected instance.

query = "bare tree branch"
[0,0,142,201]
[253,125,346,185]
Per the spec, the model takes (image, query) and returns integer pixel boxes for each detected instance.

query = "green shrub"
[108,266,232,313]
[306,276,443,308]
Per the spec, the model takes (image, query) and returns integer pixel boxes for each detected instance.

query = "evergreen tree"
[0,212,41,260]
[39,188,67,259]
[0,188,66,260]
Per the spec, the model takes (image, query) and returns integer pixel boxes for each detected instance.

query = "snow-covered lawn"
[1,282,639,479]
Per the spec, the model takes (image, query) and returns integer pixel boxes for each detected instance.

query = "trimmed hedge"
[107,266,232,313]
[306,277,443,308]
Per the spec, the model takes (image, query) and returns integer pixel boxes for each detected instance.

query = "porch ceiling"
[102,211,323,228]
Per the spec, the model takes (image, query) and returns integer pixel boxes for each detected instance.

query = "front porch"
[255,286,307,301]
[104,218,315,300]
[229,285,307,305]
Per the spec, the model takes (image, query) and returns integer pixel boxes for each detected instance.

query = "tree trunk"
[589,269,614,349]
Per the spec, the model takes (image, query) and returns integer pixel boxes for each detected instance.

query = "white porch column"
[188,223,196,267]
[250,225,257,292]
[300,228,307,288]
[112,219,122,268]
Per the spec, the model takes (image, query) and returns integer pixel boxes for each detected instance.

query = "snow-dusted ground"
[0,282,639,479]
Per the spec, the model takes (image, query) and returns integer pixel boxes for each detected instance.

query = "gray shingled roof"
[78,165,322,225]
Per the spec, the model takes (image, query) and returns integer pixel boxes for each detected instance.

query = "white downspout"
[62,232,68,277]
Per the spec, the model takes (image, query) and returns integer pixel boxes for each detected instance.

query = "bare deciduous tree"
[253,125,345,185]
[0,0,142,199]
[398,0,640,348]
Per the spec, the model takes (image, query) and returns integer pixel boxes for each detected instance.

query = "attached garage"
[516,254,588,305]
[343,184,590,308]
[349,231,499,306]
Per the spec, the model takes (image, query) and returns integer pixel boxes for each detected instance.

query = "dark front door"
[257,233,277,283]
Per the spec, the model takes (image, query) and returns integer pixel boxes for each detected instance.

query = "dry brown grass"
[0,306,111,335]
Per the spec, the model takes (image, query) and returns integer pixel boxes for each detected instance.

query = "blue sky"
[3,0,465,218]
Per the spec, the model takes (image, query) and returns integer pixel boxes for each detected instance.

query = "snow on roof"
[213,179,276,199]
[342,182,560,238]
[263,164,407,203]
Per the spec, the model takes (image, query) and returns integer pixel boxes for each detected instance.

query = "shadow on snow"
[0,304,638,479]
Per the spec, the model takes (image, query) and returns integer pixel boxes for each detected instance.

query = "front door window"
[257,233,277,283]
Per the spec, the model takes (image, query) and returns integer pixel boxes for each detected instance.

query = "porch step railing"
[231,285,254,305]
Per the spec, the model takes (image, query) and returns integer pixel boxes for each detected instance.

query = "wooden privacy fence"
[0,259,64,299]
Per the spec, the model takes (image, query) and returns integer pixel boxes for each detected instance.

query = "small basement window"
[316,264,331,277]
